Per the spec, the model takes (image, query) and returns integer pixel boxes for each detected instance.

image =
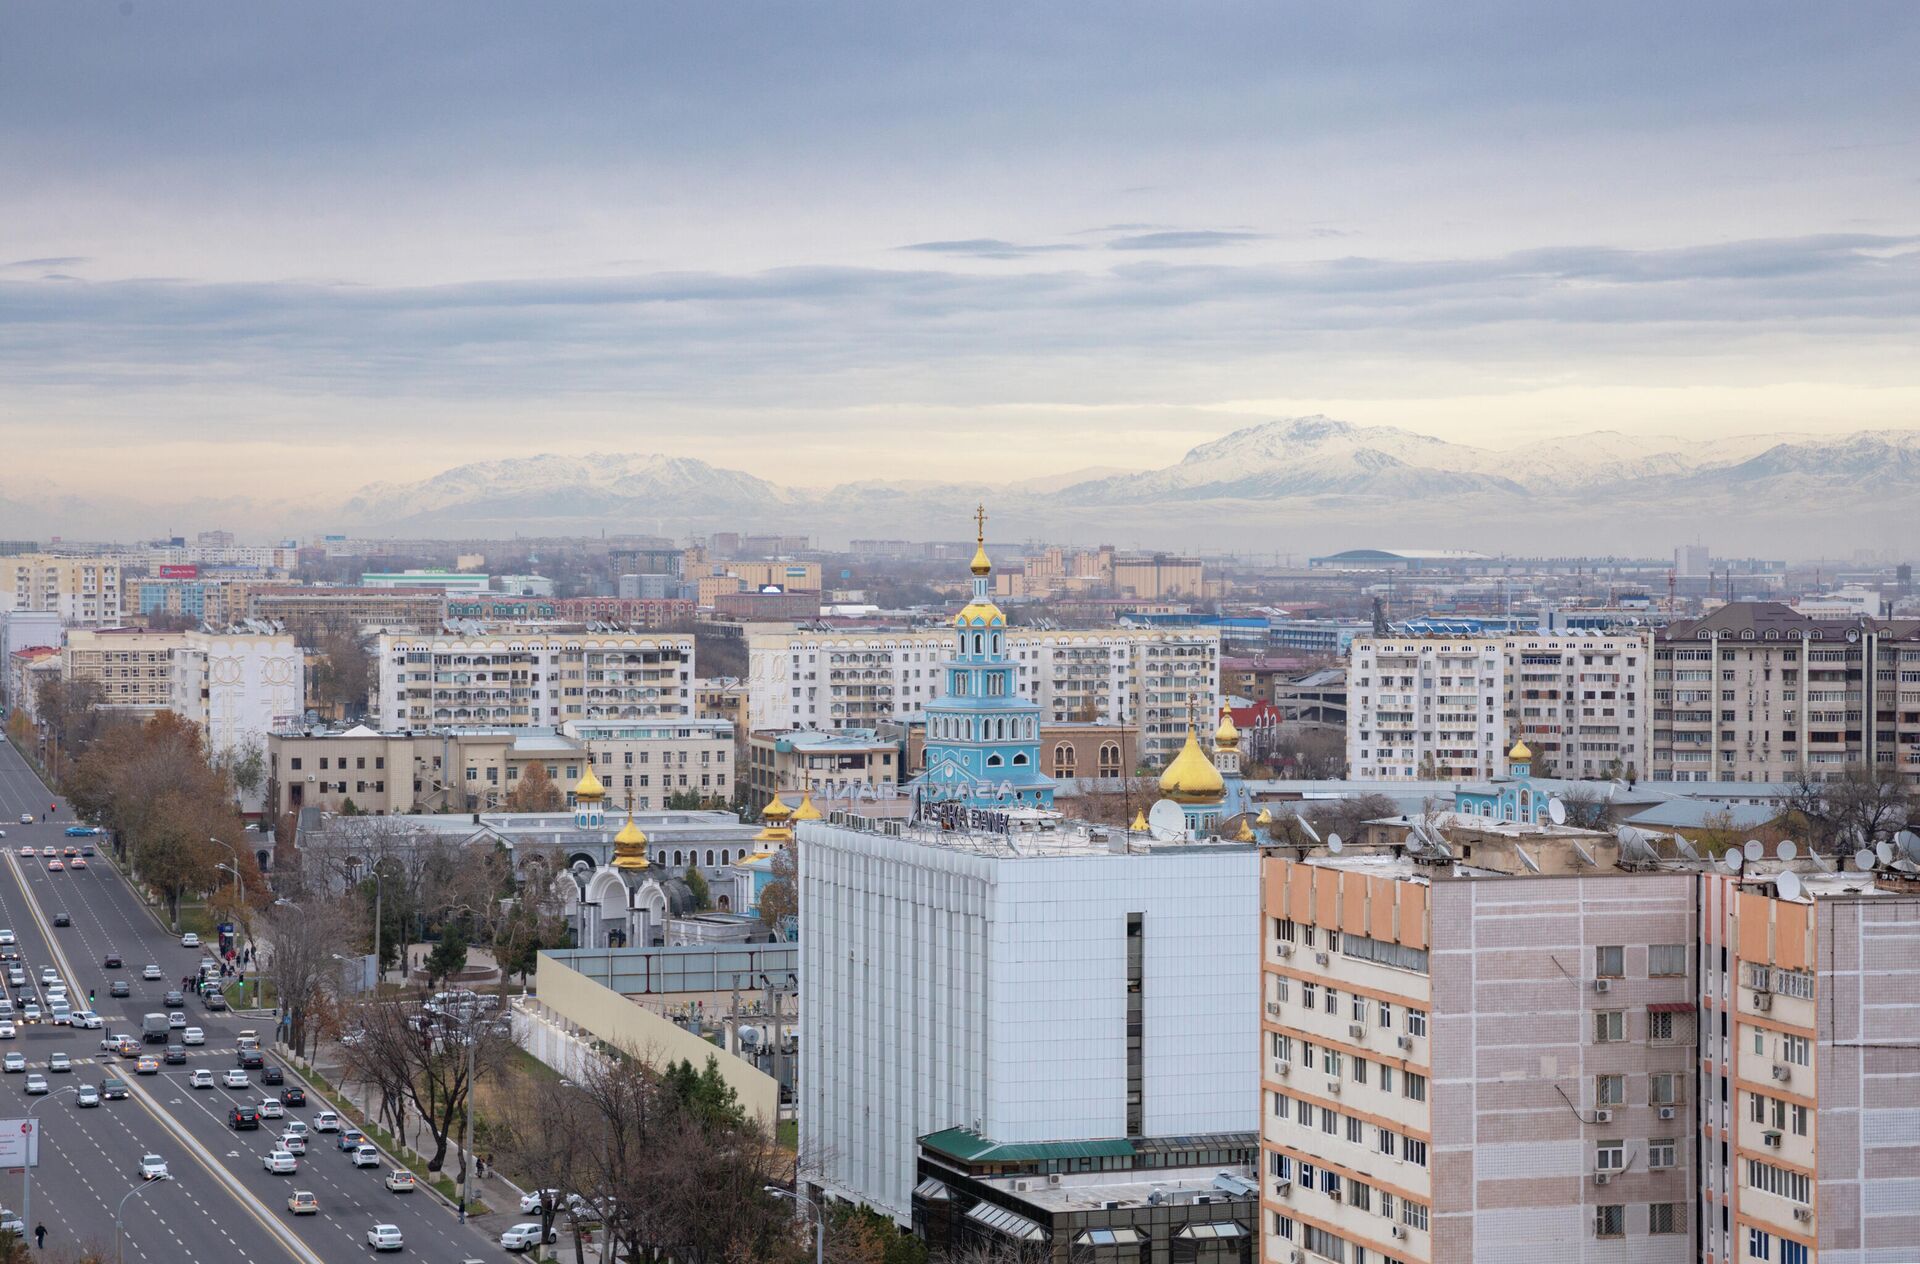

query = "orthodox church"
[555,762,700,948]
[1153,699,1244,838]
[1453,740,1548,825]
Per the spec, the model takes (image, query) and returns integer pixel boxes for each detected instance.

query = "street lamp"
[116,1173,172,1264]
[765,1186,824,1264]
[21,1084,77,1230]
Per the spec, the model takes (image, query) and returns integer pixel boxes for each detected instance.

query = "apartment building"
[62,628,184,712]
[3,554,121,625]
[1348,632,1649,781]
[745,727,897,806]
[1261,852,1698,1264]
[746,626,1218,766]
[125,574,256,624]
[1651,602,1920,784]
[248,586,447,637]
[574,718,735,809]
[170,627,305,807]
[372,630,695,729]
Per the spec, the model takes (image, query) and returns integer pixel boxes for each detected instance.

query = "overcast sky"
[2,1,1917,506]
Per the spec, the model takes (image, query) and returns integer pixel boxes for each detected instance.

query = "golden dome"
[792,792,823,822]
[1255,806,1273,826]
[1234,817,1256,843]
[1213,703,1239,752]
[1508,739,1533,761]
[612,811,650,870]
[953,599,1006,628]
[1158,725,1226,804]
[574,763,606,801]
[970,541,992,577]
[1130,810,1148,832]
[761,794,792,820]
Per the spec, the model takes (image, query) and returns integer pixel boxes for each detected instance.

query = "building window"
[1403,1071,1427,1102]
[1403,1136,1427,1166]
[1649,944,1687,977]
[1594,1205,1625,1239]
[1649,1138,1676,1169]
[1378,999,1393,1028]
[1324,987,1338,1016]
[1596,1075,1625,1106]
[1791,1102,1809,1136]
[1650,1010,1677,1042]
[1597,1140,1624,1171]
[1594,1011,1625,1043]
[1596,945,1625,977]
[1650,1073,1679,1105]
[1302,982,1317,1010]
[1748,1227,1772,1260]
[1402,1200,1428,1232]
[1406,1008,1426,1037]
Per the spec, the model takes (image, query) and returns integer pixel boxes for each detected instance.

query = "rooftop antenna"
[1853,847,1876,872]
[1570,838,1597,868]
[1326,832,1344,854]
[1723,849,1745,873]
[1775,870,1803,902]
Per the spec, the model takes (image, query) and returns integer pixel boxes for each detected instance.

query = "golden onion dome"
[1130,810,1148,832]
[574,764,606,801]
[970,540,992,577]
[1234,817,1256,843]
[1255,806,1273,826]
[1158,726,1226,804]
[953,599,1006,628]
[612,811,650,870]
[1508,739,1533,761]
[1213,703,1240,752]
[792,792,823,822]
[761,794,792,821]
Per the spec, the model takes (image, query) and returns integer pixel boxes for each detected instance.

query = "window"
[1791,1102,1809,1136]
[1270,1212,1294,1241]
[1650,1010,1676,1042]
[1745,1157,1812,1204]
[1324,987,1338,1016]
[1268,1090,1288,1120]
[1783,1034,1811,1066]
[1749,1227,1772,1260]
[1596,945,1625,977]
[1650,1073,1679,1105]
[1597,1140,1625,1171]
[1596,1075,1625,1106]
[1402,1200,1428,1232]
[1322,1106,1339,1135]
[1594,1205,1625,1238]
[1649,1138,1676,1169]
[1352,993,1367,1023]
[1407,1008,1426,1037]
[1348,1179,1371,1212]
[1323,1048,1342,1076]
[1380,1192,1395,1222]
[1303,1226,1345,1263]
[1781,1242,1808,1264]
[1378,1064,1394,1093]
[1347,1115,1363,1144]
[1302,982,1318,1011]
[1595,1010,1625,1043]
[1352,1057,1368,1084]
[1274,917,1297,943]
[1403,1136,1427,1166]
[1378,999,1393,1028]
[1403,1071,1427,1102]
[1378,1126,1399,1156]
[1650,944,1687,977]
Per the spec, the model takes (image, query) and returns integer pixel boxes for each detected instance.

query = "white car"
[500,1223,558,1251]
[139,1154,169,1181]
[366,1224,403,1252]
[48,1051,69,1072]
[23,1074,47,1095]
[258,1099,284,1119]
[189,1069,215,1089]
[0,1023,13,1040]
[142,965,162,981]
[71,1010,102,1030]
[180,933,200,949]
[18,1004,38,1024]
[17,815,30,825]
[282,1120,310,1138]
[38,969,56,986]
[0,930,13,946]
[167,1013,186,1030]
[2,1053,22,1072]
[182,1026,204,1045]
[312,1111,339,1132]
[261,1150,297,1175]
[223,1069,251,1089]
[351,1144,380,1168]
[280,1132,307,1155]
[76,1084,100,1107]
[517,1190,584,1214]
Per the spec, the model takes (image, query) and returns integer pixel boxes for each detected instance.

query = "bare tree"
[341,994,512,1173]
[492,1076,599,1260]
[264,894,355,1059]
[1306,793,1400,845]
[1558,784,1611,829]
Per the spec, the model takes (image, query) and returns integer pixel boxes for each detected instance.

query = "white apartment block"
[373,631,695,729]
[569,718,735,809]
[170,628,305,810]
[1349,632,1649,781]
[3,554,121,626]
[747,627,1219,766]
[802,814,1257,1222]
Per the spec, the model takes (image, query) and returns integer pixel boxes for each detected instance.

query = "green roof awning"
[920,1128,1136,1164]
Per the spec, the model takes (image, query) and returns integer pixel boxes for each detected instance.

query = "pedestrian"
[33,1223,44,1248]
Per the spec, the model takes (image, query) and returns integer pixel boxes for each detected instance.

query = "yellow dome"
[953,599,1006,628]
[761,794,792,820]
[574,763,606,801]
[1213,703,1239,752]
[1508,739,1533,761]
[612,811,650,870]
[792,791,823,822]
[1130,810,1148,832]
[1234,817,1256,843]
[1255,806,1273,826]
[1158,726,1225,804]
[970,541,992,577]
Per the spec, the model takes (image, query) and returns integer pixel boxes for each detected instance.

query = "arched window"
[1098,742,1121,777]
[1053,743,1077,779]
[673,850,684,866]
[1012,752,1027,766]
[705,850,715,867]
[721,850,731,865]
[973,633,984,655]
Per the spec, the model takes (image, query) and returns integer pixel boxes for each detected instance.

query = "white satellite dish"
[1299,818,1321,844]
[1547,798,1567,826]
[1903,832,1920,865]
[1724,850,1744,872]
[1776,840,1797,862]
[1898,828,1919,851]
[1854,848,1876,871]
[1327,832,1344,854]
[1742,839,1764,862]
[1876,841,1896,866]
[1146,799,1187,842]
[1776,870,1803,902]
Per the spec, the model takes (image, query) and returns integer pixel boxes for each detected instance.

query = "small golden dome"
[1158,725,1225,804]
[612,811,649,870]
[1255,806,1273,826]
[761,795,792,820]
[574,763,606,801]
[1234,817,1256,843]
[792,791,823,822]
[970,540,992,577]
[1130,810,1148,832]
[1508,739,1533,761]
[1213,703,1239,752]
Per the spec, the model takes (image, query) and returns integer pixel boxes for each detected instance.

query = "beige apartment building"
[1112,552,1207,599]
[62,628,182,712]
[1651,602,1920,784]
[248,586,447,637]
[746,626,1218,766]
[745,726,897,807]
[372,630,695,729]
[4,554,121,625]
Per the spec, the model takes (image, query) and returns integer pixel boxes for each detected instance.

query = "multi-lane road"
[0,738,508,1262]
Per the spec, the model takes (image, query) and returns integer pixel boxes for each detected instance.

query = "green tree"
[682,864,711,911]
[663,1055,745,1133]
[424,924,469,986]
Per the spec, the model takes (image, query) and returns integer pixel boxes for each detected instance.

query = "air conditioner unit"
[1592,979,1612,993]
[1047,1173,1062,1186]
[1290,1251,1305,1264]
[1594,1109,1613,1123]
[1267,1002,1283,1017]
[1274,1061,1290,1078]
[1397,1035,1414,1051]
[1326,1189,1343,1203]
[1752,991,1772,1011]
[1659,1106,1677,1120]
[1013,1179,1032,1191]
[1315,952,1331,966]
[1349,1023,1365,1040]
[1326,1081,1341,1096]
[1793,1208,1812,1223]
[1763,1130,1782,1148]
[1276,944,1294,958]
[1594,1172,1612,1186]
[1390,1225,1406,1240]
[1272,1178,1292,1197]
[1772,1064,1791,1083]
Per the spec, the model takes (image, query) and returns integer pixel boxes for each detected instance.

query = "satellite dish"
[1898,829,1919,851]
[1742,839,1764,862]
[1146,800,1186,843]
[1327,832,1344,854]
[1903,832,1920,864]
[1876,841,1896,866]
[1724,850,1744,872]
[1547,798,1567,826]
[1776,841,1797,862]
[1776,870,1803,902]
[1299,818,1321,844]
[1854,848,1876,871]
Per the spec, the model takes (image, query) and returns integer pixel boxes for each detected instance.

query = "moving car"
[167,1012,186,1029]
[0,930,12,945]
[261,1149,298,1175]
[142,964,162,980]
[70,858,86,870]
[0,1023,13,1040]
[135,1056,159,1075]
[2,1053,23,1073]
[162,990,185,1008]
[261,1064,284,1085]
[203,991,229,1011]
[237,1048,263,1069]
[109,980,130,998]
[17,815,30,825]
[366,1224,403,1252]
[282,1120,309,1138]
[383,1169,415,1193]
[182,1026,204,1045]
[336,1128,367,1151]
[500,1223,559,1251]
[280,1132,307,1155]
[258,1098,284,1119]
[102,952,121,968]
[313,1111,341,1132]
[223,1069,251,1088]
[286,1190,318,1215]
[48,1051,69,1072]
[351,1144,381,1168]
[45,860,61,872]
[228,1105,259,1130]
[163,1045,186,1065]
[19,1003,38,1024]
[71,1010,101,1029]
[103,1033,138,1055]
[39,847,53,858]
[281,1086,306,1107]
[23,1074,47,1095]
[139,1154,168,1181]
[75,1084,100,1107]
[189,1069,215,1089]
[180,932,199,949]
[63,826,96,837]
[101,1076,128,1100]
[51,912,69,926]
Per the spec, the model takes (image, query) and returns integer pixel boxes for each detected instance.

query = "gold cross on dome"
[974,504,988,543]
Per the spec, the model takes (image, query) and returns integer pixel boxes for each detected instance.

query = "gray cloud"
[1106,231,1267,250]
[899,238,1084,260]
[3,256,88,270]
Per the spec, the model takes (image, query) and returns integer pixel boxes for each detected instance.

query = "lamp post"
[765,1186,823,1264]
[116,1173,172,1264]
[22,1085,77,1231]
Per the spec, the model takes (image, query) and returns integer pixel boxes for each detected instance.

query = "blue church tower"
[919,507,1056,809]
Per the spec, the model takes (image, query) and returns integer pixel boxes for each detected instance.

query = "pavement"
[0,738,517,1263]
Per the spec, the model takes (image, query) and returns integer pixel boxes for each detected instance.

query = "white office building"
[799,813,1258,1222]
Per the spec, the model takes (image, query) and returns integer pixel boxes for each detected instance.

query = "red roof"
[1647,1002,1694,1013]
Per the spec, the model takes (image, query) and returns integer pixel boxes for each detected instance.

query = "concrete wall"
[530,952,779,1129]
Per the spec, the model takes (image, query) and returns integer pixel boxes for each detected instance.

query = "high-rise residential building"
[62,628,185,712]
[1650,603,1920,784]
[1348,632,1649,781]
[247,586,447,638]
[372,630,695,729]
[745,728,898,807]
[747,626,1218,766]
[2,553,121,626]
[124,574,257,623]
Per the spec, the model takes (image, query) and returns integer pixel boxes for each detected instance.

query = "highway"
[0,739,509,1262]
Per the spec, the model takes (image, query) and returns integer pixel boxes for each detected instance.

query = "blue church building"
[916,509,1056,809]
[1454,739,1547,824]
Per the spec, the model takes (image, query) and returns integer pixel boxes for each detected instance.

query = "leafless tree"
[492,1076,600,1261]
[1306,793,1400,845]
[1782,766,1910,853]
[264,894,356,1059]
[341,994,513,1173]
[1558,783,1611,829]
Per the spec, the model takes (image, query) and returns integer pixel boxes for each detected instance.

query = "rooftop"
[810,807,1257,860]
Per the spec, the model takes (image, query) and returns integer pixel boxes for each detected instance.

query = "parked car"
[366,1224,403,1252]
[500,1223,559,1252]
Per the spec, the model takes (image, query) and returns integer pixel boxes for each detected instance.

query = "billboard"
[0,1119,40,1168]
[158,564,199,579]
